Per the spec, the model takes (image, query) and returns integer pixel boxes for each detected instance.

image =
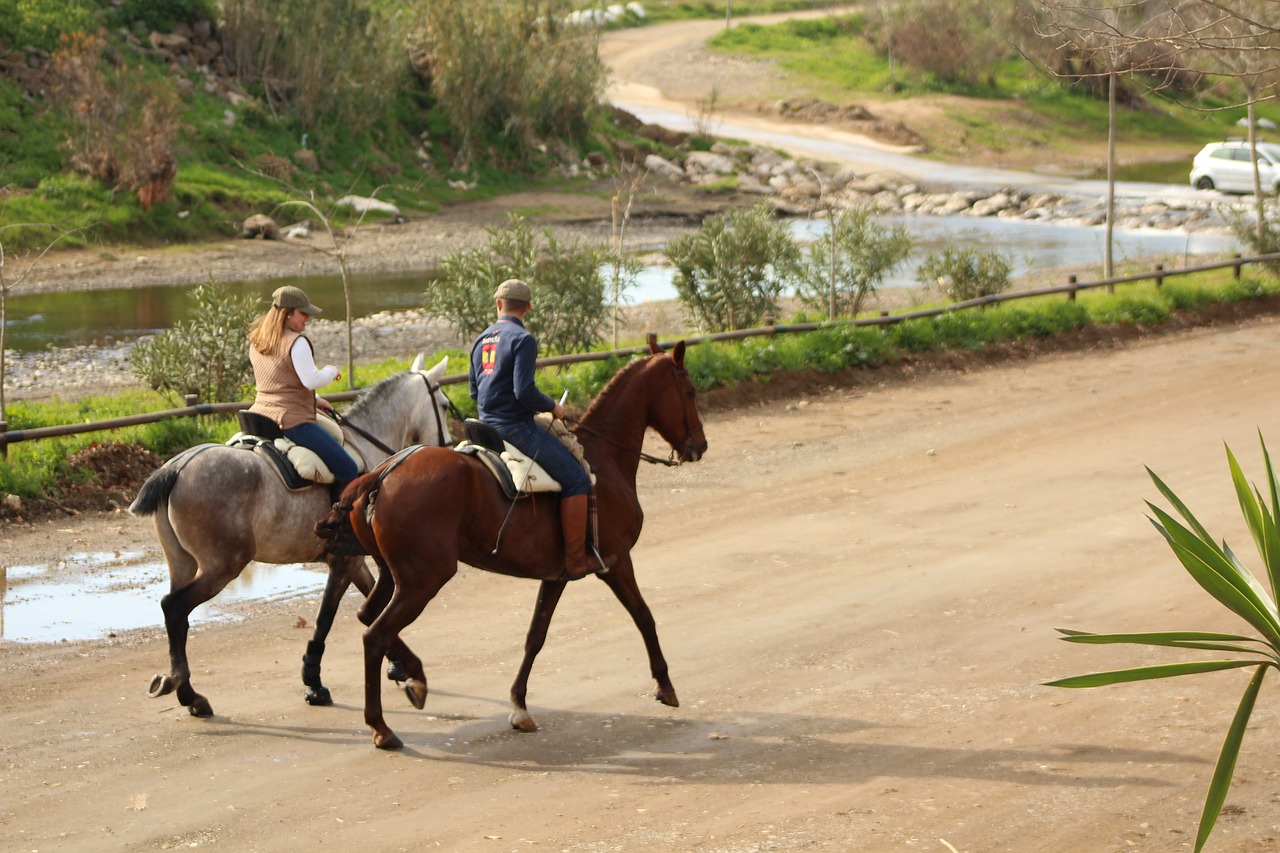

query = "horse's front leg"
[300,556,364,706]
[344,555,412,686]
[509,579,569,732]
[357,554,428,710]
[599,556,679,708]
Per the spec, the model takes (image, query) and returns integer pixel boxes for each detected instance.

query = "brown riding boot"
[560,494,613,580]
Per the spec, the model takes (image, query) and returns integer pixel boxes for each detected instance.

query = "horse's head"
[646,340,708,463]
[409,353,454,447]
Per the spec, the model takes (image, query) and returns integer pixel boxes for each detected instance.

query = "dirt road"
[4,317,1280,852]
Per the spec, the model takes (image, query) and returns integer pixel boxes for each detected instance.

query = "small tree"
[794,205,913,319]
[426,213,612,355]
[130,283,258,404]
[666,202,800,332]
[917,246,1013,302]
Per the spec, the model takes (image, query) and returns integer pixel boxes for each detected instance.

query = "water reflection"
[0,551,328,644]
[3,216,1242,351]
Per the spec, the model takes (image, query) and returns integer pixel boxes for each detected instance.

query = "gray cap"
[272,285,322,315]
[494,279,532,302]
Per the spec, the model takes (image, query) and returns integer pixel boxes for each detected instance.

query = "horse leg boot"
[560,494,614,580]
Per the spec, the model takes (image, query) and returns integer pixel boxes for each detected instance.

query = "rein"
[571,362,694,468]
[336,372,460,456]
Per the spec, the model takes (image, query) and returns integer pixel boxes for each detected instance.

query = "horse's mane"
[579,354,654,422]
[346,370,408,419]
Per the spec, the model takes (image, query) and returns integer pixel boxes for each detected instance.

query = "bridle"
[336,371,460,456]
[571,363,698,468]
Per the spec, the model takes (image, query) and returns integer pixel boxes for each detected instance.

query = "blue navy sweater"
[469,316,555,427]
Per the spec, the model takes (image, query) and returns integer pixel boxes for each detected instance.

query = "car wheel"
[1195,176,1216,191]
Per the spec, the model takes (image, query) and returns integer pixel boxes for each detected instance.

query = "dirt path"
[4,317,1280,852]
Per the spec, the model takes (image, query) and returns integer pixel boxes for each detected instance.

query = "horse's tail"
[314,471,381,546]
[129,464,179,517]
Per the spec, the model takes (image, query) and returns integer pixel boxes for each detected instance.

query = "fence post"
[1067,275,1077,302]
[1154,264,1164,288]
[0,420,7,460]
[1234,254,1243,280]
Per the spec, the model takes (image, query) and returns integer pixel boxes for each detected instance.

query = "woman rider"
[247,285,357,497]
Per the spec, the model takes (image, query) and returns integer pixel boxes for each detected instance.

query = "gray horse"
[130,354,452,717]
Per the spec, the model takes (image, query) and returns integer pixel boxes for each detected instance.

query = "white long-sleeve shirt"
[290,337,339,390]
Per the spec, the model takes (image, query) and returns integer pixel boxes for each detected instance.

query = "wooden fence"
[3,251,1279,456]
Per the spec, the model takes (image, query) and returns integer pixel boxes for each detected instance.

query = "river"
[1,214,1241,351]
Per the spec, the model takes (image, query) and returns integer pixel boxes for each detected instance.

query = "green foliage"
[1047,438,1280,853]
[426,213,611,355]
[0,0,100,52]
[1224,198,1280,275]
[218,0,407,134]
[410,0,605,167]
[918,246,1014,302]
[666,202,800,332]
[1087,294,1170,326]
[108,0,212,31]
[129,283,258,404]
[795,206,913,318]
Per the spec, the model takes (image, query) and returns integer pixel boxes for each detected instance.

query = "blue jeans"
[283,420,359,482]
[494,420,591,497]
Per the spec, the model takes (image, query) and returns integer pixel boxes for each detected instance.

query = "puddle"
[0,550,328,644]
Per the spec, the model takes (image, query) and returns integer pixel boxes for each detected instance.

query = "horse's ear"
[648,334,663,355]
[426,356,448,382]
[671,340,686,367]
[410,353,425,373]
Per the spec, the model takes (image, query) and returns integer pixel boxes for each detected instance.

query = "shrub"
[107,0,212,31]
[130,283,258,403]
[408,0,605,167]
[918,246,1014,302]
[1223,198,1280,276]
[794,205,913,319]
[1087,295,1169,326]
[426,213,611,355]
[667,201,800,332]
[48,32,181,210]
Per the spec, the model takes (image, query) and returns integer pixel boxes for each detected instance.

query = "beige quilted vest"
[249,330,317,429]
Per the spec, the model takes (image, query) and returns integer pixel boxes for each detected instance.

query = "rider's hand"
[317,397,335,413]
[552,402,566,420]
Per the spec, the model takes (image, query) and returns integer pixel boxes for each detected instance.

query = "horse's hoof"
[386,660,408,684]
[374,731,404,750]
[148,674,175,698]
[509,709,538,732]
[403,679,427,710]
[188,696,214,717]
[654,686,679,708]
[304,686,333,706]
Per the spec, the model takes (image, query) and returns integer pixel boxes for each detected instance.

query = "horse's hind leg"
[509,580,569,732]
[599,556,679,708]
[150,567,240,717]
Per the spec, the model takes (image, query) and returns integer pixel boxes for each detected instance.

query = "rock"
[240,214,280,240]
[292,149,319,171]
[334,195,401,216]
[684,151,736,177]
[643,154,684,179]
[3,494,21,512]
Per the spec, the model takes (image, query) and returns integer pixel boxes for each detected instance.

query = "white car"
[1190,140,1280,194]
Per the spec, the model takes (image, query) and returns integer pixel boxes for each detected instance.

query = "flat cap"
[272,285,323,315]
[494,279,532,302]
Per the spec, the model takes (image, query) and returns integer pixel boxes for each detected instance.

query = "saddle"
[227,410,365,491]
[456,417,593,500]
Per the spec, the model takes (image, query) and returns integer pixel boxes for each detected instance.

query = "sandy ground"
[4,13,1279,853]
[4,317,1280,852]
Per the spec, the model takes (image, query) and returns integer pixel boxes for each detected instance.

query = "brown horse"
[323,340,708,748]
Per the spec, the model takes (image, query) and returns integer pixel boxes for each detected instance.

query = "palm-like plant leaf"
[1045,659,1258,688]
[1053,440,1280,853]
[1053,628,1278,659]
[1196,665,1269,853]
[1147,505,1280,645]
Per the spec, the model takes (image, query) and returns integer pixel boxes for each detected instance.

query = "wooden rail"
[3,251,1279,456]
